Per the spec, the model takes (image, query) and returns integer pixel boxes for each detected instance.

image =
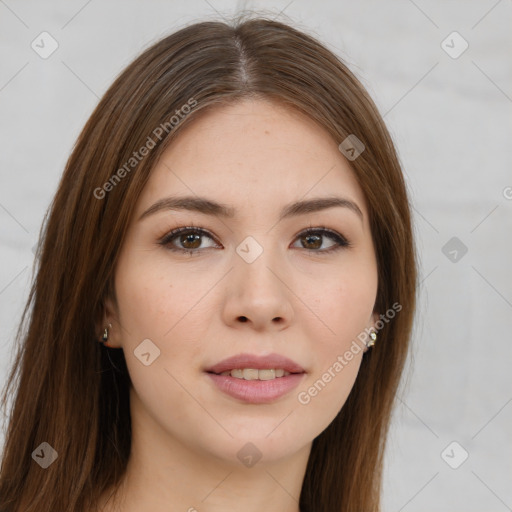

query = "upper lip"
[206,353,305,374]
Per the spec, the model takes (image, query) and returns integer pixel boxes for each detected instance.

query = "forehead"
[136,98,368,220]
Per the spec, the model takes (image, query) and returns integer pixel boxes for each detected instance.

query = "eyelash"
[158,224,351,256]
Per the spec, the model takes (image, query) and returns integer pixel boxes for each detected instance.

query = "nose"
[221,245,294,332]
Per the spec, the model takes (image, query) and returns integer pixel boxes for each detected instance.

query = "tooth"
[224,369,291,380]
[258,369,276,381]
[243,368,259,380]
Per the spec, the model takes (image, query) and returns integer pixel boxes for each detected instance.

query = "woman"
[0,15,416,512]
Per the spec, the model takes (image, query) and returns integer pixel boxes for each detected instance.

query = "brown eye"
[292,228,350,253]
[178,232,202,249]
[159,227,219,255]
[301,233,323,250]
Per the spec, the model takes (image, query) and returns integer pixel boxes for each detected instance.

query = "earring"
[100,323,112,345]
[367,330,377,348]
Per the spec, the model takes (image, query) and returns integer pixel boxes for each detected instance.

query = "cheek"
[113,253,217,377]
[115,252,201,339]
[305,261,377,348]
[113,256,210,419]
[115,269,166,340]
[294,351,362,442]
[293,264,376,424]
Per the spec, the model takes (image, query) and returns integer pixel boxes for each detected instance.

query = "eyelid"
[158,226,219,248]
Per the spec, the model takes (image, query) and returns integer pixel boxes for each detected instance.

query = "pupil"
[182,234,200,249]
[305,234,320,249]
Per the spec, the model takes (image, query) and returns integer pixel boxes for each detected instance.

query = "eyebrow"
[138,195,363,222]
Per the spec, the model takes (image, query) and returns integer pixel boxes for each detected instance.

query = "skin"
[97,98,379,512]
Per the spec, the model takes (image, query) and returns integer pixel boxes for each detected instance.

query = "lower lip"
[206,372,306,404]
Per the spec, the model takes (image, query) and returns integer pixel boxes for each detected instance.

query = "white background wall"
[1,1,511,510]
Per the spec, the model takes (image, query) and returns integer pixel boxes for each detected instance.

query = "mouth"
[205,353,306,404]
[209,368,297,380]
[205,352,305,375]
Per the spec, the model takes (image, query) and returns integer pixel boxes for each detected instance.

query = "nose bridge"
[224,232,293,329]
[234,233,285,295]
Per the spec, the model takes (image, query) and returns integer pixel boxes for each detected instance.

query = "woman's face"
[107,98,378,467]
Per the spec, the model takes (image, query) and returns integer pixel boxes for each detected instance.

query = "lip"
[205,352,306,404]
[207,372,305,404]
[205,352,305,374]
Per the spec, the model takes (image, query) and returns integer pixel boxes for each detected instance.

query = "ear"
[96,295,122,349]
[370,311,380,331]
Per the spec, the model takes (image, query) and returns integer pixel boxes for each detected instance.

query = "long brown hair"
[0,14,416,512]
